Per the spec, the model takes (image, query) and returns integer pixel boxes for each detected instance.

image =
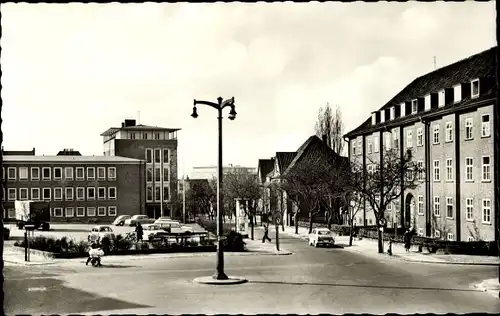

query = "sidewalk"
[474,278,500,298]
[3,247,58,266]
[274,225,500,266]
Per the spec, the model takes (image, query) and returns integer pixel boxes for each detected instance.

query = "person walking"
[135,222,144,242]
[403,228,411,252]
[262,224,272,243]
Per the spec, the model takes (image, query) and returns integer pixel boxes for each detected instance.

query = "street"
[4,227,499,315]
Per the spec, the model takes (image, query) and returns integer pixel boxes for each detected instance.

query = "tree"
[315,103,345,156]
[348,148,424,253]
[186,180,215,220]
[344,190,363,246]
[224,172,261,240]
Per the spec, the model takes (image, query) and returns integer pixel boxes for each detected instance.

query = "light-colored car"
[157,221,193,233]
[124,215,155,226]
[154,218,178,225]
[112,215,131,226]
[308,228,335,247]
[142,224,163,241]
[88,225,115,243]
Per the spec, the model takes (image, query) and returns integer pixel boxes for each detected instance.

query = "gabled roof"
[345,46,497,138]
[257,158,275,183]
[100,124,181,137]
[276,152,296,173]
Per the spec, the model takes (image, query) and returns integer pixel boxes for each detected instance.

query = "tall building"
[100,119,181,219]
[344,47,497,242]
[190,164,257,180]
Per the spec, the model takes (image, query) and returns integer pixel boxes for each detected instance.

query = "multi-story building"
[344,47,498,242]
[100,119,180,219]
[190,164,257,180]
[2,154,144,222]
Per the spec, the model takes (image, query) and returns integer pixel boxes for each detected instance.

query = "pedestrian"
[403,228,411,252]
[135,222,143,242]
[262,224,272,243]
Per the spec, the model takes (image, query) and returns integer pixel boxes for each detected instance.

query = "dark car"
[3,226,10,240]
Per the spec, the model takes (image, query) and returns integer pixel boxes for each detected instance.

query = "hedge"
[196,217,246,252]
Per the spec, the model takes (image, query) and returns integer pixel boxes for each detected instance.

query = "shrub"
[138,242,150,250]
[196,217,232,236]
[108,233,135,252]
[224,231,246,252]
[150,240,167,249]
[15,236,88,253]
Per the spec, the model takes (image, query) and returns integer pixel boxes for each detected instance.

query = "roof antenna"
[433,56,437,70]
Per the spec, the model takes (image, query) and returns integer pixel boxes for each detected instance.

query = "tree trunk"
[327,211,333,230]
[275,222,280,251]
[377,226,384,253]
[250,212,254,240]
[281,216,285,232]
[294,212,299,234]
[349,219,354,246]
[308,211,314,234]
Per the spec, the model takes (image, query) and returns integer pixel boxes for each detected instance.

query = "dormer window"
[390,107,395,120]
[424,95,431,111]
[371,113,376,125]
[400,102,406,117]
[380,110,386,123]
[438,90,445,107]
[411,99,418,114]
[453,84,462,103]
[471,79,480,98]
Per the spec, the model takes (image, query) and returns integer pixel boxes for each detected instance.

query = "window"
[147,167,153,182]
[76,167,84,180]
[466,198,474,221]
[87,187,96,200]
[445,122,453,142]
[447,233,454,241]
[97,167,105,180]
[7,188,16,201]
[65,187,74,201]
[65,207,74,217]
[146,149,153,163]
[163,167,169,182]
[163,185,170,201]
[98,187,106,200]
[418,196,424,215]
[417,161,424,180]
[31,167,40,180]
[155,167,161,182]
[418,228,423,236]
[352,142,356,155]
[446,197,453,218]
[147,185,153,202]
[54,208,63,217]
[434,230,441,238]
[19,188,28,200]
[19,167,28,180]
[416,128,423,146]
[87,207,96,217]
[8,167,16,180]
[433,125,440,144]
[465,158,473,181]
[155,132,161,140]
[446,159,453,181]
[108,206,117,216]
[108,167,116,180]
[163,149,169,163]
[392,133,399,149]
[43,188,51,200]
[482,156,491,181]
[411,99,418,114]
[154,149,161,163]
[433,160,440,182]
[42,167,51,180]
[155,187,161,202]
[367,140,373,154]
[31,188,40,201]
[76,187,85,201]
[98,207,107,216]
[54,167,62,180]
[108,187,117,200]
[374,137,379,153]
[482,199,491,224]
[387,202,392,211]
[358,140,362,153]
[471,79,479,98]
[465,118,473,140]
[76,207,85,217]
[87,167,95,180]
[385,134,391,150]
[481,115,490,137]
[65,167,74,180]
[467,236,475,242]
[130,132,136,140]
[142,133,148,140]
[433,196,440,216]
[54,187,63,200]
[406,130,413,148]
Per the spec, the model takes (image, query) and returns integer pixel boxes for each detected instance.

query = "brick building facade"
[344,46,497,242]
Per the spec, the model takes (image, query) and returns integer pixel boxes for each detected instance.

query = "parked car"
[124,215,155,226]
[88,225,116,243]
[112,215,131,226]
[157,221,193,233]
[142,224,163,241]
[154,218,179,225]
[4,226,10,240]
[308,228,335,247]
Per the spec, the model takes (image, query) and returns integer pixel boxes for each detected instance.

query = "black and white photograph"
[1,1,499,315]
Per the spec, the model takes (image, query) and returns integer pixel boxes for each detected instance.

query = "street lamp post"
[192,96,236,280]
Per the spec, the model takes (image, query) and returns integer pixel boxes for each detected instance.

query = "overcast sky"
[1,2,496,177]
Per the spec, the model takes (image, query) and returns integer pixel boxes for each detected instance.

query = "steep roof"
[345,46,497,138]
[257,158,275,183]
[276,152,296,173]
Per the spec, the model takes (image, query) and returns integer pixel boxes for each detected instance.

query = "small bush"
[138,242,150,250]
[15,236,87,253]
[150,240,167,249]
[224,231,246,252]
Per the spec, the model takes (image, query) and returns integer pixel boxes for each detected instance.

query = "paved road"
[4,227,499,314]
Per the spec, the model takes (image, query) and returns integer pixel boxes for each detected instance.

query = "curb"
[474,279,500,298]
[193,275,248,285]
[4,259,58,266]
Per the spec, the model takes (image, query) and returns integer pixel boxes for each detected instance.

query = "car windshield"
[145,225,159,230]
[100,227,111,232]
[318,230,330,235]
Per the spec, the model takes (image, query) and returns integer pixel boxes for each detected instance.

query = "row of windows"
[146,185,170,202]
[4,206,118,218]
[4,187,117,201]
[3,167,116,182]
[430,156,491,182]
[146,166,170,182]
[356,113,492,155]
[145,148,170,164]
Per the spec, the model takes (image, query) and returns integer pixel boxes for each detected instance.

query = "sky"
[1,2,496,178]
